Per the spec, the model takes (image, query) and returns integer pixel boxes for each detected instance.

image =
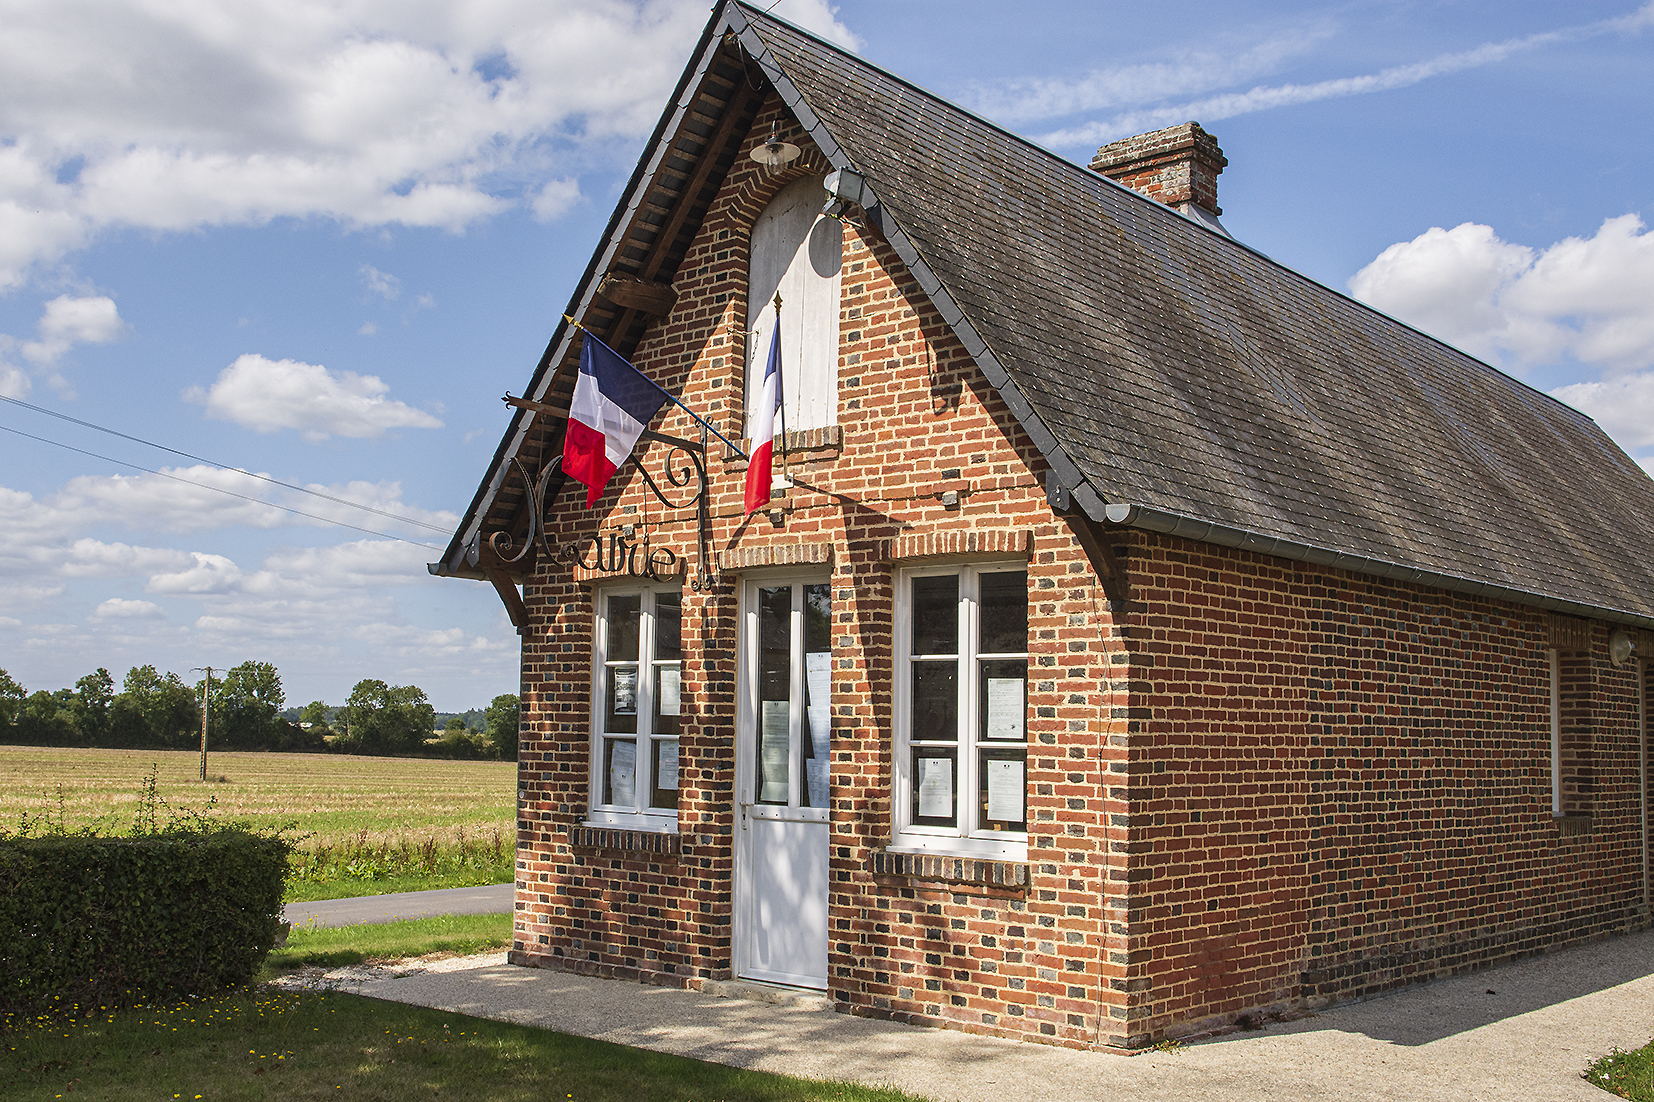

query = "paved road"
[276,925,1654,1102]
[283,884,513,929]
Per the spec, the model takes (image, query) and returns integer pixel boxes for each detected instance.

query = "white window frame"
[587,583,682,832]
[892,560,1029,860]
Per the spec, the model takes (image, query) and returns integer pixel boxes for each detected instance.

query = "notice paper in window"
[986,757,1023,823]
[918,756,953,819]
[611,668,638,715]
[760,699,790,802]
[657,740,679,791]
[657,667,681,717]
[805,651,831,760]
[608,740,636,806]
[986,678,1024,740]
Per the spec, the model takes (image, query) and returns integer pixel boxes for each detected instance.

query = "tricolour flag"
[744,322,784,513]
[564,332,670,508]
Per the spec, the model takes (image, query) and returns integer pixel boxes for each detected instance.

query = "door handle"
[738,801,752,830]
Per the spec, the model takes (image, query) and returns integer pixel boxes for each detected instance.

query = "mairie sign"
[556,532,680,581]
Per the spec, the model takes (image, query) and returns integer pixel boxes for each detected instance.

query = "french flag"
[564,332,670,508]
[744,323,783,513]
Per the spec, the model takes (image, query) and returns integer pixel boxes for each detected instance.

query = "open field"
[0,747,515,900]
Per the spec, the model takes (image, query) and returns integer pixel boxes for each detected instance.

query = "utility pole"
[192,666,218,782]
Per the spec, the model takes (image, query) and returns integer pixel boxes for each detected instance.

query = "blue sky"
[1,0,1651,711]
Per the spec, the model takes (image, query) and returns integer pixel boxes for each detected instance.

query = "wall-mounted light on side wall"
[1611,628,1638,666]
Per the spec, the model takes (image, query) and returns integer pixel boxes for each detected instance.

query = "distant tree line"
[0,665,518,761]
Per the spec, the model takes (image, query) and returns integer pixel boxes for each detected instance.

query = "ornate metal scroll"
[485,424,714,592]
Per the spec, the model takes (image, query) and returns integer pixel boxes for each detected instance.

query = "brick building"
[433,3,1654,1048]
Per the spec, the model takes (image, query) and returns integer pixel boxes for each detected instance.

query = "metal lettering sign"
[555,532,680,581]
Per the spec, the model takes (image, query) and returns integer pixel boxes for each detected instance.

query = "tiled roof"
[737,3,1654,625]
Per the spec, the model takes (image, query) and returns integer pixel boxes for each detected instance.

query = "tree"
[71,668,115,745]
[14,690,77,746]
[216,661,285,749]
[342,679,434,756]
[300,700,332,734]
[484,693,520,762]
[0,668,23,732]
[111,666,201,749]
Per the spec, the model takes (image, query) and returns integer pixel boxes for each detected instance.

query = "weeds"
[289,825,511,887]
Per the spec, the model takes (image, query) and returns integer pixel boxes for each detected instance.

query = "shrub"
[0,776,292,1015]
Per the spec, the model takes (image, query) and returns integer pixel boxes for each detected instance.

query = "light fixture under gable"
[750,122,801,168]
[1610,628,1637,666]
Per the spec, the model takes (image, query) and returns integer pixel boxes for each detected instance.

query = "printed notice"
[608,740,636,806]
[806,759,830,809]
[917,755,953,819]
[611,668,638,715]
[657,667,681,717]
[760,699,790,802]
[985,678,1024,740]
[657,740,679,791]
[805,651,832,760]
[986,758,1024,823]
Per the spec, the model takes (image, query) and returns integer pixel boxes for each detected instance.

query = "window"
[590,585,681,830]
[894,563,1029,858]
[747,174,842,439]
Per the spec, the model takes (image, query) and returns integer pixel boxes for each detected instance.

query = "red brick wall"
[1117,531,1650,1043]
[510,93,1131,1047]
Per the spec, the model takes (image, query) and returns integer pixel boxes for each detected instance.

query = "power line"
[0,421,444,550]
[0,393,451,533]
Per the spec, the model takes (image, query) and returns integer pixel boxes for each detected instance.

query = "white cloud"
[1349,215,1654,375]
[766,0,860,50]
[145,552,244,595]
[0,0,743,288]
[360,264,401,300]
[1550,372,1654,455]
[90,597,163,620]
[530,177,581,222]
[186,353,444,441]
[0,361,29,399]
[21,294,126,363]
[1034,5,1654,149]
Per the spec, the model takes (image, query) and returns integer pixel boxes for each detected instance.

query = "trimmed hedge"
[0,829,290,1013]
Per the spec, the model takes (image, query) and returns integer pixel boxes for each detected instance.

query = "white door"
[735,577,832,989]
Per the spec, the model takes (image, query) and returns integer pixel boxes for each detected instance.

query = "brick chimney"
[1090,122,1227,217]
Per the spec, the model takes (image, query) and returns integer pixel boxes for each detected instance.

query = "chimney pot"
[1091,122,1227,216]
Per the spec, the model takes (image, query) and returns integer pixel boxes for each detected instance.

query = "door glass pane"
[802,583,832,808]
[604,738,636,806]
[911,575,958,655]
[655,592,681,661]
[605,665,638,734]
[651,738,679,809]
[912,746,958,826]
[757,586,791,805]
[978,747,1026,832]
[609,594,641,662]
[910,660,957,743]
[979,571,1027,654]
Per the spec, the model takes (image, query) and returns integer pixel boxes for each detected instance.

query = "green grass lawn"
[0,747,515,901]
[265,913,513,974]
[1588,1041,1654,1099]
[2,985,930,1102]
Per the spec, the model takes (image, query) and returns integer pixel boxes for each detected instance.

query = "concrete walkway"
[273,926,1654,1102]
[282,883,513,929]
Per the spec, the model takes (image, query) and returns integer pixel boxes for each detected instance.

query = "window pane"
[655,592,681,662]
[757,586,791,805]
[978,747,1026,832]
[912,575,958,655]
[608,594,641,662]
[650,738,679,809]
[979,571,1027,654]
[652,663,681,736]
[605,665,638,734]
[912,746,958,827]
[980,659,1027,742]
[804,583,831,653]
[910,660,957,743]
[603,738,637,807]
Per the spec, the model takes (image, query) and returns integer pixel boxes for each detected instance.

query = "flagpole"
[772,292,790,490]
[562,315,747,459]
